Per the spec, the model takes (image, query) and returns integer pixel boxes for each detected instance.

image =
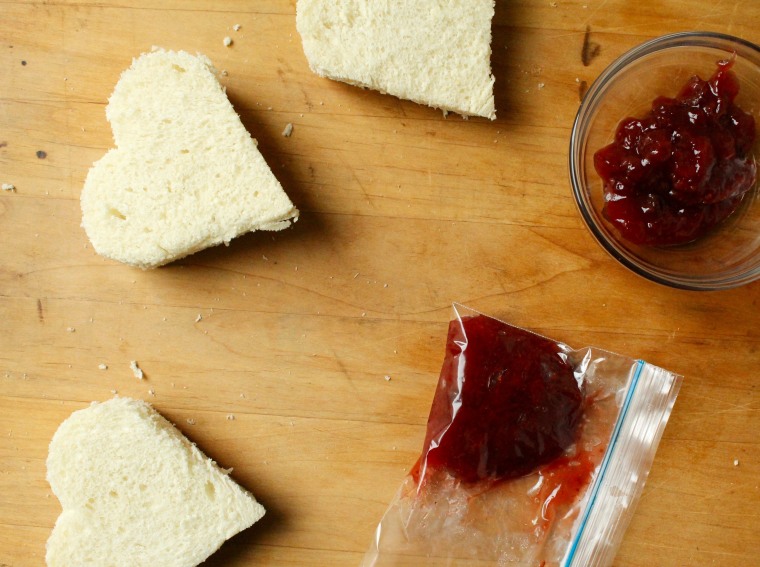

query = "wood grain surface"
[1,1,759,566]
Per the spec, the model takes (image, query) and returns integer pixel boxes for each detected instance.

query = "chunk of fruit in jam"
[419,315,583,484]
[594,59,756,246]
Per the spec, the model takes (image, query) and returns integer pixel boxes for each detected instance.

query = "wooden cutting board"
[1,1,758,565]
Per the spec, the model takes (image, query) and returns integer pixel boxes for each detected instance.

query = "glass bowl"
[569,31,760,290]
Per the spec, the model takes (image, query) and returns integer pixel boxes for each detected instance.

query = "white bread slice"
[81,48,298,269]
[296,0,496,120]
[46,397,265,567]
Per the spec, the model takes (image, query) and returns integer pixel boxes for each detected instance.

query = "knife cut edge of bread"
[296,0,496,120]
[80,48,298,269]
[46,397,265,567]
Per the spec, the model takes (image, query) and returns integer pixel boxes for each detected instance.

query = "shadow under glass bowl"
[569,31,760,290]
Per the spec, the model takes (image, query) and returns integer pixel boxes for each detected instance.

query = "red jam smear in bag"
[418,315,584,484]
[534,448,601,528]
[594,59,757,246]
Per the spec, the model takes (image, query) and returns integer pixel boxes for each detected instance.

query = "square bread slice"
[81,48,298,269]
[46,397,265,567]
[296,0,496,119]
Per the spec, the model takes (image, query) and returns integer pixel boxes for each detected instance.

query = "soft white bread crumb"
[81,48,298,269]
[129,360,144,379]
[46,397,265,567]
[296,0,496,120]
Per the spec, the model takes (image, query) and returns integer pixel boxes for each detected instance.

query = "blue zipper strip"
[562,360,645,567]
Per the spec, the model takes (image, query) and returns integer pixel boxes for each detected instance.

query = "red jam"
[534,448,600,528]
[417,315,583,484]
[594,59,757,246]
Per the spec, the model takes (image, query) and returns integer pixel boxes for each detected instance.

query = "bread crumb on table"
[98,363,108,370]
[384,375,391,381]
[129,360,144,380]
[734,459,740,466]
[195,314,202,323]
[282,123,294,137]
[66,327,75,333]
[233,24,241,31]
[226,414,235,421]
[186,418,196,425]
[223,36,233,47]
[2,183,15,192]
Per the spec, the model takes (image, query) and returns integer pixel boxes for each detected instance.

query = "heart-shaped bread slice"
[81,48,298,269]
[46,397,265,567]
[296,0,496,119]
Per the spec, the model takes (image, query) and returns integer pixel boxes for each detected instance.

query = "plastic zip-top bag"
[362,304,682,567]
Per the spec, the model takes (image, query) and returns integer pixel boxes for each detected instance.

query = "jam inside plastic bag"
[418,313,584,484]
[362,305,681,567]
